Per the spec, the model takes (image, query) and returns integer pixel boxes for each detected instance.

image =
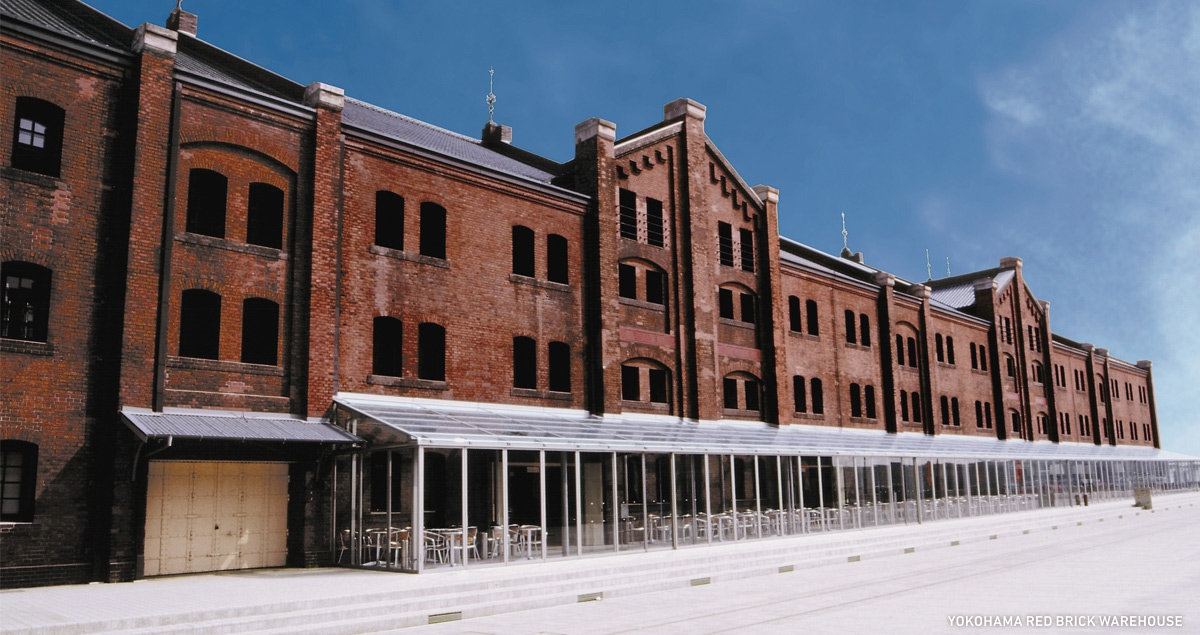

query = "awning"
[332,393,1197,462]
[120,407,361,444]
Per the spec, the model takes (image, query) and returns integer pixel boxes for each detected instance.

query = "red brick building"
[2,0,1193,587]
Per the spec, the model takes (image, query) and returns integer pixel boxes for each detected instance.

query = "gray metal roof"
[0,0,129,51]
[341,98,560,184]
[120,408,360,444]
[929,269,1015,308]
[175,37,304,103]
[333,394,1196,462]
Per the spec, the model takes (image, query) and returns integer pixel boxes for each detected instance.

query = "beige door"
[144,461,289,576]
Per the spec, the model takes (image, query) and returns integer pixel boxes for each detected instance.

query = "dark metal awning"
[120,407,361,444]
[332,393,1197,462]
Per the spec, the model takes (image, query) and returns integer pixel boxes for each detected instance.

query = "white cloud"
[978,2,1200,455]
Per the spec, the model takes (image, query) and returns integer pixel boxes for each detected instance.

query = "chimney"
[482,121,512,146]
[167,5,197,36]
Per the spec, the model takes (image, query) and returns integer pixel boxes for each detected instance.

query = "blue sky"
[92,1,1199,456]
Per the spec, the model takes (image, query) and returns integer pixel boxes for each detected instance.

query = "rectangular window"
[548,342,571,392]
[546,235,569,284]
[718,222,734,266]
[645,269,665,306]
[419,202,447,259]
[744,380,760,412]
[793,375,807,413]
[648,368,668,404]
[739,228,754,272]
[621,365,640,401]
[719,288,734,319]
[513,336,537,389]
[646,198,664,247]
[619,263,637,299]
[619,189,638,240]
[739,292,755,324]
[789,296,802,332]
[865,385,876,419]
[723,377,739,409]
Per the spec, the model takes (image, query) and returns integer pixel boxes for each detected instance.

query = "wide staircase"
[5,493,1198,634]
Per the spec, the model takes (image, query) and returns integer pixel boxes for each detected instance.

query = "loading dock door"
[144,461,289,576]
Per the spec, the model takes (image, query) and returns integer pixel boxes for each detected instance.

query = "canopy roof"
[121,407,360,444]
[333,394,1195,462]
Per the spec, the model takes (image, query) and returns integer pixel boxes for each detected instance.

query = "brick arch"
[722,368,761,382]
[0,250,53,270]
[621,355,672,371]
[179,127,298,174]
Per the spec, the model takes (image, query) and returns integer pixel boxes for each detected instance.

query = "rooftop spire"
[946,256,952,277]
[841,212,849,252]
[486,68,496,124]
[926,249,932,281]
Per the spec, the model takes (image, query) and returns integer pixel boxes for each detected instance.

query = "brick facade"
[0,0,1164,588]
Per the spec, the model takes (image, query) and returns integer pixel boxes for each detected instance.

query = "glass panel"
[579,452,614,553]
[800,456,822,532]
[707,455,735,541]
[675,454,705,545]
[645,453,673,549]
[733,455,759,539]
[421,449,462,569]
[757,456,781,537]
[618,453,646,551]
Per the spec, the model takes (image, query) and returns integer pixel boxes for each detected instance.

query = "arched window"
[419,202,446,259]
[864,385,876,419]
[547,234,569,284]
[374,191,404,250]
[0,440,38,522]
[951,397,960,426]
[548,341,571,392]
[975,400,984,428]
[946,337,955,365]
[418,322,445,381]
[844,310,856,344]
[895,335,905,366]
[811,378,824,415]
[1,261,51,342]
[240,298,278,365]
[512,225,534,277]
[622,360,670,406]
[849,383,862,418]
[859,314,870,347]
[900,390,909,421]
[513,336,537,389]
[985,404,992,428]
[644,268,665,306]
[719,284,755,324]
[1006,355,1016,377]
[185,169,227,238]
[907,337,917,367]
[805,300,819,336]
[723,373,761,413]
[179,289,221,359]
[246,183,284,249]
[793,375,807,413]
[940,395,950,426]
[788,296,802,332]
[970,342,978,369]
[979,345,987,371]
[1011,411,1021,433]
[372,316,402,377]
[935,333,944,363]
[911,393,923,423]
[11,97,65,177]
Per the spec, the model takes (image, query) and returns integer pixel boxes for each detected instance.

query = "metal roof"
[120,408,360,444]
[0,0,129,51]
[333,394,1196,462]
[341,98,560,184]
[928,269,1015,308]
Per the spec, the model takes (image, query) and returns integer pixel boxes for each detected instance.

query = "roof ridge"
[344,96,482,145]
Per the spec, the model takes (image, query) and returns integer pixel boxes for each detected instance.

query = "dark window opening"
[896,335,905,366]
[788,296,802,332]
[374,191,404,250]
[844,310,857,344]
[246,183,284,249]
[548,342,571,392]
[718,288,734,319]
[793,375,807,413]
[1,261,51,342]
[976,401,984,428]
[718,222,734,266]
[723,377,739,409]
[619,189,638,240]
[648,368,668,403]
[418,322,445,381]
[1006,356,1016,377]
[811,378,824,415]
[372,316,403,377]
[901,390,910,421]
[419,202,446,259]
[946,337,955,365]
[185,168,227,238]
[985,405,992,429]
[619,264,637,299]
[179,289,221,359]
[935,334,944,363]
[646,198,664,247]
[1011,412,1021,433]
[911,393,923,423]
[11,97,64,177]
[970,343,978,369]
[547,234,568,284]
[806,300,819,336]
[951,397,960,426]
[739,228,755,272]
[512,225,534,277]
[865,385,876,419]
[645,269,666,306]
[739,292,755,324]
[240,298,279,365]
[907,337,917,367]
[622,365,641,401]
[744,379,760,412]
[849,383,862,418]
[513,336,536,389]
[859,313,870,348]
[0,441,37,522]
[369,451,405,513]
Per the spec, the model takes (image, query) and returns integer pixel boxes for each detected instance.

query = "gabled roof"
[342,98,562,185]
[0,0,130,52]
[927,268,1015,309]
